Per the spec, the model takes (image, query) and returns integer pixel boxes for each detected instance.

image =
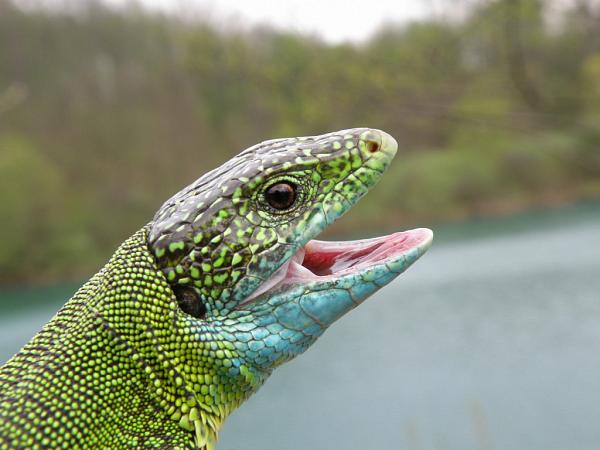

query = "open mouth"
[241,228,433,305]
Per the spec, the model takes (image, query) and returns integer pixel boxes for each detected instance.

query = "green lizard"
[0,128,432,449]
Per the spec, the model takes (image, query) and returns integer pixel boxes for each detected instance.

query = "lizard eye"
[173,286,206,319]
[265,182,297,210]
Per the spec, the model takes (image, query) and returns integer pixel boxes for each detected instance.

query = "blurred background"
[1,0,600,449]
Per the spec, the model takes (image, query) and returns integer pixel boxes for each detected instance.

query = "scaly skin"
[0,128,432,449]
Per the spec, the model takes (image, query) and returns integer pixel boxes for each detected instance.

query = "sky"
[103,0,446,43]
[21,0,589,43]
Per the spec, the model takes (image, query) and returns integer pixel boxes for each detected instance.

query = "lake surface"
[2,203,600,450]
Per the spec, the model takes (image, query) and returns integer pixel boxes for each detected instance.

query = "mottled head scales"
[148,128,397,313]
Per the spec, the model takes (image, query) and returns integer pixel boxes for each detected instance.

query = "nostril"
[365,140,380,153]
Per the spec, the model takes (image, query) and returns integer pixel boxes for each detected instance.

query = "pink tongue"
[303,233,418,276]
[302,240,386,276]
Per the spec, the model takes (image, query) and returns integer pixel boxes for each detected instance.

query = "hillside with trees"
[1,0,600,283]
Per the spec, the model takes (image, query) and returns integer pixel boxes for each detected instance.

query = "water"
[2,204,600,450]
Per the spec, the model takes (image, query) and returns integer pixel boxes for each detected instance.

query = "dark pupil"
[265,182,296,210]
[173,286,206,319]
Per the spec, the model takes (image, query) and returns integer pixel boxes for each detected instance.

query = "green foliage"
[0,135,64,282]
[1,0,600,284]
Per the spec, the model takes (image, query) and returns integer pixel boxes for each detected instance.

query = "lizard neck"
[0,228,265,449]
[86,227,267,447]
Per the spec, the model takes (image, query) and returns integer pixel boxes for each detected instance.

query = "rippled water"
[2,204,600,450]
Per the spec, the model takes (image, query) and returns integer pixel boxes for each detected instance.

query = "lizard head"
[147,128,432,443]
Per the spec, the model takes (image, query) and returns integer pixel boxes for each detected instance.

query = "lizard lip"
[241,228,433,305]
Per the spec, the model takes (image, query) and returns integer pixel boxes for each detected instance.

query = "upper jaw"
[239,228,433,309]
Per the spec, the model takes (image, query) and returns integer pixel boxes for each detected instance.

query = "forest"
[1,0,600,283]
